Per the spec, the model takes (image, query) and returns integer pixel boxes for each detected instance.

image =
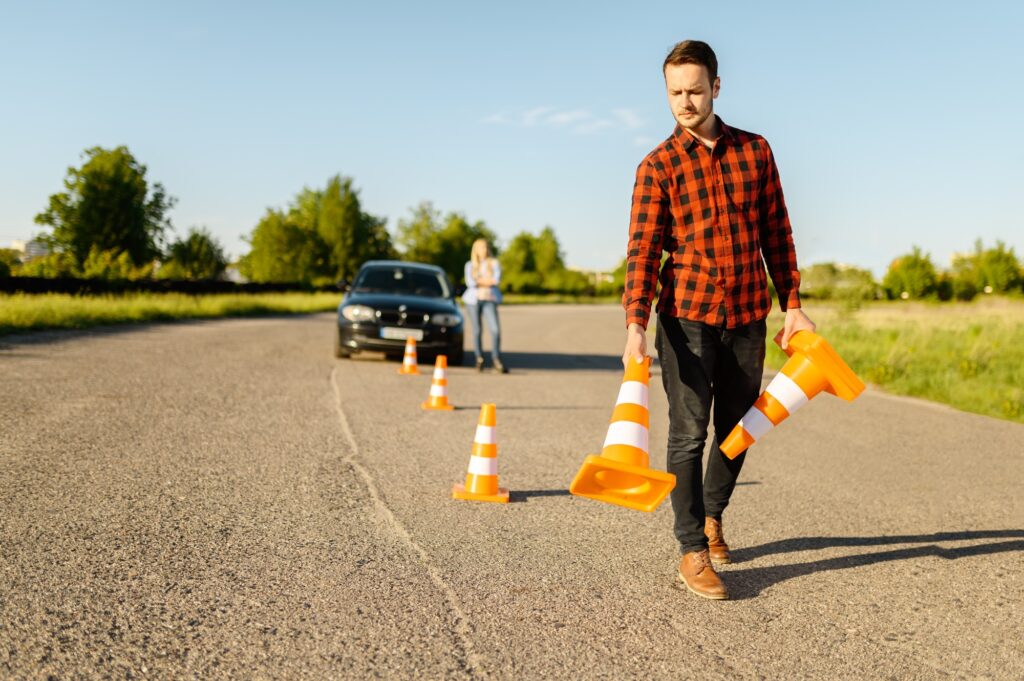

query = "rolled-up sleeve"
[623,159,669,329]
[758,143,801,311]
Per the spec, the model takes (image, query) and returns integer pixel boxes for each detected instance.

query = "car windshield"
[353,267,449,298]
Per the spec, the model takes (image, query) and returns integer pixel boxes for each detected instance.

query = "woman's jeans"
[465,301,502,362]
[654,313,766,555]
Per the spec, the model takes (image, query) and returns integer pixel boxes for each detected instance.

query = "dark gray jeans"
[654,313,766,555]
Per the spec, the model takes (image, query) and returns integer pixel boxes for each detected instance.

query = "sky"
[1,0,1022,276]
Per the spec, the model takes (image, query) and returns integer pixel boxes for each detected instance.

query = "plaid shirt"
[623,118,801,329]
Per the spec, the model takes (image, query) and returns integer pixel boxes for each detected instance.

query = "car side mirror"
[338,278,351,293]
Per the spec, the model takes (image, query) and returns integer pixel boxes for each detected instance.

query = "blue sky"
[1,1,1021,275]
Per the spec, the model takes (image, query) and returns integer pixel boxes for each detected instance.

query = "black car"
[335,260,465,365]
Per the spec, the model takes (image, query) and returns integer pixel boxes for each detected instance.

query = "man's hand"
[623,323,648,368]
[779,308,816,350]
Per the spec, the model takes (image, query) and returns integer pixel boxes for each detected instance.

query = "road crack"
[329,366,487,679]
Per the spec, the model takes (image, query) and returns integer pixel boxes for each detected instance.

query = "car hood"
[339,292,460,314]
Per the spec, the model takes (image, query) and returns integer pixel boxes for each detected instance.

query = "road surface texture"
[1,306,1021,680]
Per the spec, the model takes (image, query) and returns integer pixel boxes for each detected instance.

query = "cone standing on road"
[720,330,865,459]
[452,403,509,503]
[618,40,818,599]
[421,355,455,411]
[569,357,675,512]
[397,337,420,375]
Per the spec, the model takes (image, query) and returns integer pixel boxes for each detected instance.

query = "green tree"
[952,239,1021,296]
[14,251,79,278]
[35,146,174,269]
[801,262,877,301]
[0,248,20,277]
[238,209,330,284]
[499,232,543,293]
[239,175,393,284]
[882,246,938,299]
[160,227,228,280]
[79,247,155,280]
[395,202,497,285]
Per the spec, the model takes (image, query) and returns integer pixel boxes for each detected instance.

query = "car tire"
[334,329,351,359]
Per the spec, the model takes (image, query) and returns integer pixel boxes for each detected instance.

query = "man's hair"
[663,40,718,83]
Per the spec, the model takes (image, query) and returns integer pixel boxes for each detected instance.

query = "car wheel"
[334,329,351,358]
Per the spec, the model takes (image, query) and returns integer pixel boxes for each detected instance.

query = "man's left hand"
[779,308,816,350]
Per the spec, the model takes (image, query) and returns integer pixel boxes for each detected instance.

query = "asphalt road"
[1,306,1021,680]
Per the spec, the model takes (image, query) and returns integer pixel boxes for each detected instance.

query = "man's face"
[664,63,720,132]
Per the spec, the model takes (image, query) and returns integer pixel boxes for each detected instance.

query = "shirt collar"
[673,115,734,150]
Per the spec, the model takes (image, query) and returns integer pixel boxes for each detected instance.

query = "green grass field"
[0,292,342,335]
[764,298,1024,424]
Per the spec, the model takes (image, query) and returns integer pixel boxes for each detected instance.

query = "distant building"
[10,239,49,261]
[567,266,614,286]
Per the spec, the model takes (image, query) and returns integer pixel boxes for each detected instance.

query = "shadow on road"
[725,531,1024,600]
[498,351,645,372]
[731,529,1024,562]
[509,489,573,503]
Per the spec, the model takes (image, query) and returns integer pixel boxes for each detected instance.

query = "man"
[621,40,815,600]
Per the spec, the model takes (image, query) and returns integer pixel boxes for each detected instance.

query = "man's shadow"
[720,530,1024,600]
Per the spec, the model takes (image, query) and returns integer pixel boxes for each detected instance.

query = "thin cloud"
[482,105,650,139]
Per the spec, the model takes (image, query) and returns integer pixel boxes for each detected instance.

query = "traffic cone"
[720,330,866,459]
[397,337,420,375]
[569,356,676,512]
[421,355,455,411]
[452,403,509,503]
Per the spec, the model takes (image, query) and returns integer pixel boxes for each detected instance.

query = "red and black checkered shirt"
[623,118,801,329]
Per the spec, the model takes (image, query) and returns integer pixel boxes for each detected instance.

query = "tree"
[800,262,878,300]
[395,202,498,285]
[499,232,543,292]
[160,227,228,280]
[952,239,1021,297]
[0,248,20,277]
[239,175,393,285]
[882,246,938,299]
[238,209,330,284]
[35,146,174,269]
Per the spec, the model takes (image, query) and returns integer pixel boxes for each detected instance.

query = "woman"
[462,239,507,373]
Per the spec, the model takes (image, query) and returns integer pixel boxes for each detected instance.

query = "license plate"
[380,327,423,341]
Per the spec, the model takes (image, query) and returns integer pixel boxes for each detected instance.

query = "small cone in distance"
[569,356,676,512]
[720,330,866,459]
[397,337,420,375]
[452,403,509,503]
[421,355,455,411]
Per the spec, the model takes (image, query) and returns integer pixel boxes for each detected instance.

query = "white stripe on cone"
[474,425,496,444]
[430,384,447,397]
[764,372,809,414]
[616,381,649,408]
[603,420,649,451]
[737,406,774,440]
[467,456,498,476]
[433,368,445,379]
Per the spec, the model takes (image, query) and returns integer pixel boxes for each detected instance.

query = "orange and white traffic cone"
[421,355,455,411]
[397,337,420,375]
[569,356,676,512]
[452,403,509,503]
[720,330,866,459]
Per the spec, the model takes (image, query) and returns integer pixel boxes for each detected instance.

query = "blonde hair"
[470,238,493,281]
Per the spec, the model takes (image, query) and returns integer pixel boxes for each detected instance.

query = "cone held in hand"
[569,356,676,512]
[720,330,865,459]
[452,403,509,503]
[397,336,420,375]
[421,355,455,411]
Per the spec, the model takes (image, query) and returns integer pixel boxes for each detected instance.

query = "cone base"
[452,483,509,504]
[782,332,865,402]
[422,401,455,411]
[398,367,420,375]
[569,455,676,512]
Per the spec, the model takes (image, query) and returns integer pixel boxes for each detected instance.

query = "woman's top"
[461,258,503,305]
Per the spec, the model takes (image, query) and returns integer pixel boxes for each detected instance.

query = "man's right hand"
[622,323,648,369]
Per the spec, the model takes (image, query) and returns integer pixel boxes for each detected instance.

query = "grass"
[763,298,1024,424]
[0,292,342,335]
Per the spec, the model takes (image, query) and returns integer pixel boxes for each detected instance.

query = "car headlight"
[430,313,461,327]
[341,305,376,322]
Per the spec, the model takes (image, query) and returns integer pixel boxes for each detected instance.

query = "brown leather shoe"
[678,549,729,600]
[704,516,731,565]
